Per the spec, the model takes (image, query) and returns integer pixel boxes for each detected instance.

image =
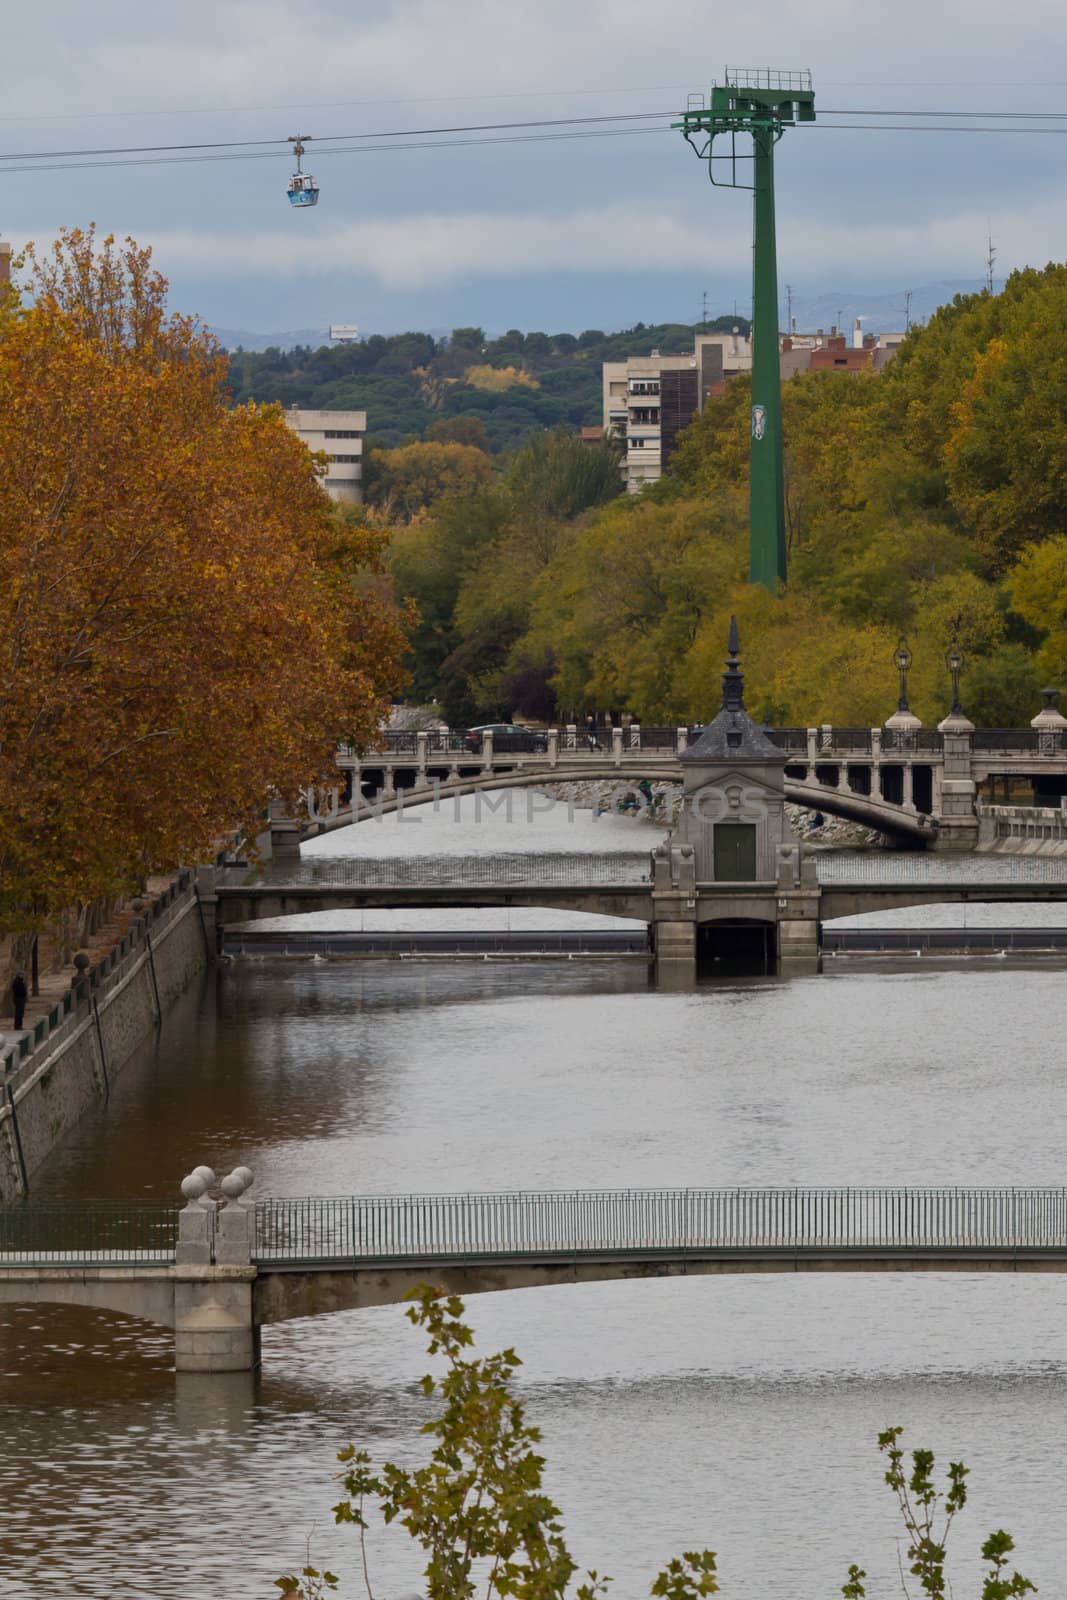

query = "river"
[3,796,1067,1599]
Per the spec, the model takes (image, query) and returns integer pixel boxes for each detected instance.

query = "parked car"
[464,723,548,754]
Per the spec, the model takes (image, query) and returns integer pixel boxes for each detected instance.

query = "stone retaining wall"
[0,888,205,1199]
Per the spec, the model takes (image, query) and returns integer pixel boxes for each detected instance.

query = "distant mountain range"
[212,327,330,352]
[212,280,1000,354]
[786,279,999,336]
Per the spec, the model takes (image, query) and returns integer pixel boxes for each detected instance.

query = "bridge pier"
[173,1167,261,1371]
[935,711,979,851]
[267,797,302,865]
[174,1268,260,1372]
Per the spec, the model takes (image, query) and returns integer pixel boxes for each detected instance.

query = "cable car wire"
[6,104,1067,180]
[0,110,676,166]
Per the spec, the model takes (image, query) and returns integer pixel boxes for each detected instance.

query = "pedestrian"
[585,714,600,752]
[11,969,28,1031]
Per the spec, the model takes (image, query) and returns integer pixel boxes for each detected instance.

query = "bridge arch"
[303,767,931,845]
[0,1271,176,1329]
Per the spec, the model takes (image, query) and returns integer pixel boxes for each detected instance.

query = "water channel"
[4,796,1067,1598]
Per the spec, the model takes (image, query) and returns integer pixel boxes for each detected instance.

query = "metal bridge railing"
[251,1188,1067,1265]
[0,1203,179,1265]
[881,729,944,754]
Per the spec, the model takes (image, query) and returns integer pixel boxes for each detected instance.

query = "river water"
[3,796,1067,1599]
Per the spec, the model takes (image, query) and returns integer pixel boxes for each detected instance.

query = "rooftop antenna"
[904,289,913,332]
[785,282,793,335]
[701,288,709,331]
[986,230,997,294]
[676,69,815,592]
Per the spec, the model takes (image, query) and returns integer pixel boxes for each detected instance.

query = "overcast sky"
[4,0,1067,337]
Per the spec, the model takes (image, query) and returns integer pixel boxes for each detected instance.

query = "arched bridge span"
[301,765,934,845]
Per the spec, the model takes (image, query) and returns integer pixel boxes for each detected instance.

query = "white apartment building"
[284,407,367,505]
[603,326,906,493]
[602,332,753,494]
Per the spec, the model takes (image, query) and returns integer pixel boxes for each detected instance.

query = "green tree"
[278,1298,1035,1600]
[427,414,491,452]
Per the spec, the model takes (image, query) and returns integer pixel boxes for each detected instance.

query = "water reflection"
[8,957,1067,1597]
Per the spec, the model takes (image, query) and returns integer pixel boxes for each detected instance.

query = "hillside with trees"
[379,265,1067,730]
[228,318,749,452]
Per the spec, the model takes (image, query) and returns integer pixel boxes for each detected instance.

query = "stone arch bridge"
[272,718,1067,860]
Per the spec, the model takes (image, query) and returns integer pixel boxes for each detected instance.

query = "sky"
[4,0,1067,339]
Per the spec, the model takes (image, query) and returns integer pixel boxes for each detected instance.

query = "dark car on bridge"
[464,723,549,754]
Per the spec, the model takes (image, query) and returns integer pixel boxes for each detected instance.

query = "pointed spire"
[722,614,745,712]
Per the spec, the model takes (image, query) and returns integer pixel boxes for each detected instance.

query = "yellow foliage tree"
[462,364,539,393]
[0,228,408,935]
[368,440,493,519]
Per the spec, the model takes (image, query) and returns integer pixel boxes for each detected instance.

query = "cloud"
[22,190,1054,292]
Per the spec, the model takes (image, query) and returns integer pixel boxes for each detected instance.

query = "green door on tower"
[713,823,757,881]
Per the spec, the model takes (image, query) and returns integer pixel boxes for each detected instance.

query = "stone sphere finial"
[221,1171,247,1200]
[234,1166,254,1189]
[73,952,90,973]
[193,1165,216,1187]
[181,1172,208,1202]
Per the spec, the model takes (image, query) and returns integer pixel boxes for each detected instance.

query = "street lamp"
[945,645,965,717]
[894,637,913,714]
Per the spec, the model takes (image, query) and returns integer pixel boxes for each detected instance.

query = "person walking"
[11,969,28,1031]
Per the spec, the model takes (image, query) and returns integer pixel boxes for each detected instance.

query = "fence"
[0,1202,178,1264]
[251,1187,1067,1264]
[2,869,196,1078]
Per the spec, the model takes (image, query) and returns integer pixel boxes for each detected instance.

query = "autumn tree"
[367,439,494,518]
[0,228,408,937]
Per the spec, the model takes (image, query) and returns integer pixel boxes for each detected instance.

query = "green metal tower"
[675,68,815,591]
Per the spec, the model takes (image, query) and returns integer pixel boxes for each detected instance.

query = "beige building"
[603,326,904,494]
[602,332,754,494]
[284,407,366,505]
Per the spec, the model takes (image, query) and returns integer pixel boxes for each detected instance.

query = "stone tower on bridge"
[652,618,820,982]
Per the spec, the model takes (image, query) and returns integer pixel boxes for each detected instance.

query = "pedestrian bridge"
[5,1185,1067,1373]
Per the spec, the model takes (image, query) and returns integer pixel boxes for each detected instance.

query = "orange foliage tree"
[0,228,408,936]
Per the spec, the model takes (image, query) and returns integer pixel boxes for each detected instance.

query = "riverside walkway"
[5,1182,1067,1372]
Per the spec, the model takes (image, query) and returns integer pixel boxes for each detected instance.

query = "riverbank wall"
[0,874,206,1199]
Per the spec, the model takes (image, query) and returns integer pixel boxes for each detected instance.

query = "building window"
[330,455,360,463]
[324,429,361,438]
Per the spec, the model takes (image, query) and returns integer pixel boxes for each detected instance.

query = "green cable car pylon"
[676,68,815,591]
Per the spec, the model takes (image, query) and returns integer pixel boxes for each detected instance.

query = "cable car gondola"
[287,135,319,208]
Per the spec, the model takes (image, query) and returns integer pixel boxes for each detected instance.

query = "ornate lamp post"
[945,645,965,718]
[894,637,913,715]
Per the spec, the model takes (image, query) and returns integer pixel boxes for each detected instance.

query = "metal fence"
[881,729,944,754]
[0,1203,179,1265]
[765,728,808,753]
[631,727,681,750]
[251,1187,1067,1264]
[824,928,1067,955]
[973,729,1057,752]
